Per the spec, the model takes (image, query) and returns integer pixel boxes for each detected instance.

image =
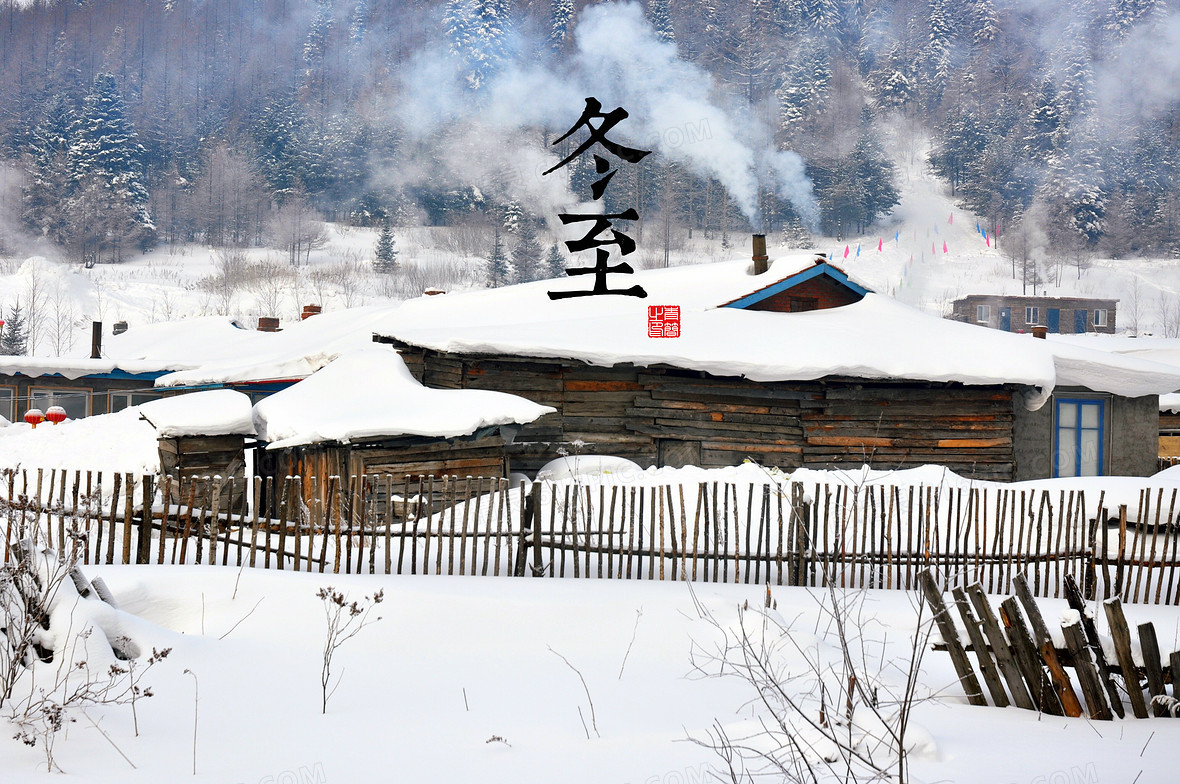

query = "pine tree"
[549,0,574,52]
[0,303,29,356]
[512,219,544,283]
[374,222,398,273]
[444,0,513,92]
[545,243,567,279]
[253,96,311,203]
[648,0,675,44]
[350,0,370,48]
[22,93,77,245]
[501,200,523,234]
[486,228,511,287]
[66,73,155,263]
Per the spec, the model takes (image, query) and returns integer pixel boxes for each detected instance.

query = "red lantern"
[46,406,67,425]
[24,408,45,428]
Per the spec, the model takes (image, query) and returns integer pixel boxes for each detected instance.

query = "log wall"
[390,344,1019,479]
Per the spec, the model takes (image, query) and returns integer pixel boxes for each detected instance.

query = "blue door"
[1074,310,1087,333]
[1047,308,1060,333]
[999,307,1011,331]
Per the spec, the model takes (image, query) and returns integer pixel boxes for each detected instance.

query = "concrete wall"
[1110,394,1159,477]
[1013,389,1158,479]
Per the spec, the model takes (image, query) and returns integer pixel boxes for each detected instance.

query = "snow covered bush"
[1,542,170,772]
[689,584,936,784]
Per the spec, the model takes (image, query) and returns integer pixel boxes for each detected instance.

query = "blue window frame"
[1054,398,1105,477]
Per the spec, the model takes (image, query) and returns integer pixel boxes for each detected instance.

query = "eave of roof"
[718,261,872,309]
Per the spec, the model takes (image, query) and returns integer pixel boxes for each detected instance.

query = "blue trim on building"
[720,263,871,310]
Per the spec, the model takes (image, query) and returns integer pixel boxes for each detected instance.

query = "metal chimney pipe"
[91,322,102,359]
[752,234,768,275]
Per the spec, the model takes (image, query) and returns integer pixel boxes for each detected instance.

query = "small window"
[0,386,14,422]
[110,392,164,413]
[1025,306,1039,324]
[1094,309,1108,327]
[28,387,90,420]
[976,304,991,323]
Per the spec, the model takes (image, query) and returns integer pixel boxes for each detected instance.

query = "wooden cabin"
[373,248,1178,481]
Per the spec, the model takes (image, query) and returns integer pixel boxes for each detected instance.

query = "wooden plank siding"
[159,434,248,514]
[260,435,510,520]
[386,343,1019,480]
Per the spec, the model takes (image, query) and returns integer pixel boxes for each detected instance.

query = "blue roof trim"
[721,263,871,310]
[8,369,167,381]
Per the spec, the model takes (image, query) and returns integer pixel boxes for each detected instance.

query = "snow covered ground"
[1,565,1175,783]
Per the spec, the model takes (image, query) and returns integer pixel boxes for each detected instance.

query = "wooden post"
[1039,638,1083,717]
[1013,573,1052,647]
[965,584,1035,710]
[207,477,222,567]
[1061,618,1112,720]
[121,473,134,564]
[1103,598,1149,718]
[918,571,986,706]
[1116,504,1128,600]
[950,586,1010,707]
[530,483,544,577]
[1063,573,1124,718]
[999,596,1063,715]
[1137,622,1168,717]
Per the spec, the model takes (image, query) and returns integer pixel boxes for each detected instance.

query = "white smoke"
[393,1,818,230]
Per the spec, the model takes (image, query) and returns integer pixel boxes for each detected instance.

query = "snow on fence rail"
[4,468,1180,604]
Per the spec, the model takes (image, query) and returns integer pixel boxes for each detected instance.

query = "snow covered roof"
[370,255,1180,408]
[0,390,254,477]
[252,346,555,449]
[152,307,398,388]
[1050,334,1180,409]
[0,317,266,379]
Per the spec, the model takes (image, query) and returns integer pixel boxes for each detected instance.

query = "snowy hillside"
[3,136,1176,360]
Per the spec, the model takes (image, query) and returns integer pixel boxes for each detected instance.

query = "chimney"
[113,320,128,335]
[91,321,102,359]
[1032,325,1048,339]
[257,317,280,332]
[752,234,768,275]
[301,304,322,320]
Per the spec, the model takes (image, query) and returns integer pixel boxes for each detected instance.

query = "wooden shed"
[252,346,553,513]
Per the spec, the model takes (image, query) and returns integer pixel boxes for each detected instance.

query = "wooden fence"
[4,468,1180,604]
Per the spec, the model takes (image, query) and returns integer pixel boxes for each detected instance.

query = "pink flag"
[986,236,990,247]
[844,244,850,259]
[932,242,936,254]
[877,238,883,251]
[949,213,953,224]
[942,241,947,253]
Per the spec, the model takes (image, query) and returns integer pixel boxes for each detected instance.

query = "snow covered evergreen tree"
[22,93,77,245]
[350,0,370,48]
[444,0,513,92]
[66,73,155,264]
[545,243,566,279]
[549,0,574,52]
[512,219,544,283]
[648,0,675,44]
[486,227,511,287]
[374,222,398,273]
[253,96,311,203]
[0,302,29,356]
